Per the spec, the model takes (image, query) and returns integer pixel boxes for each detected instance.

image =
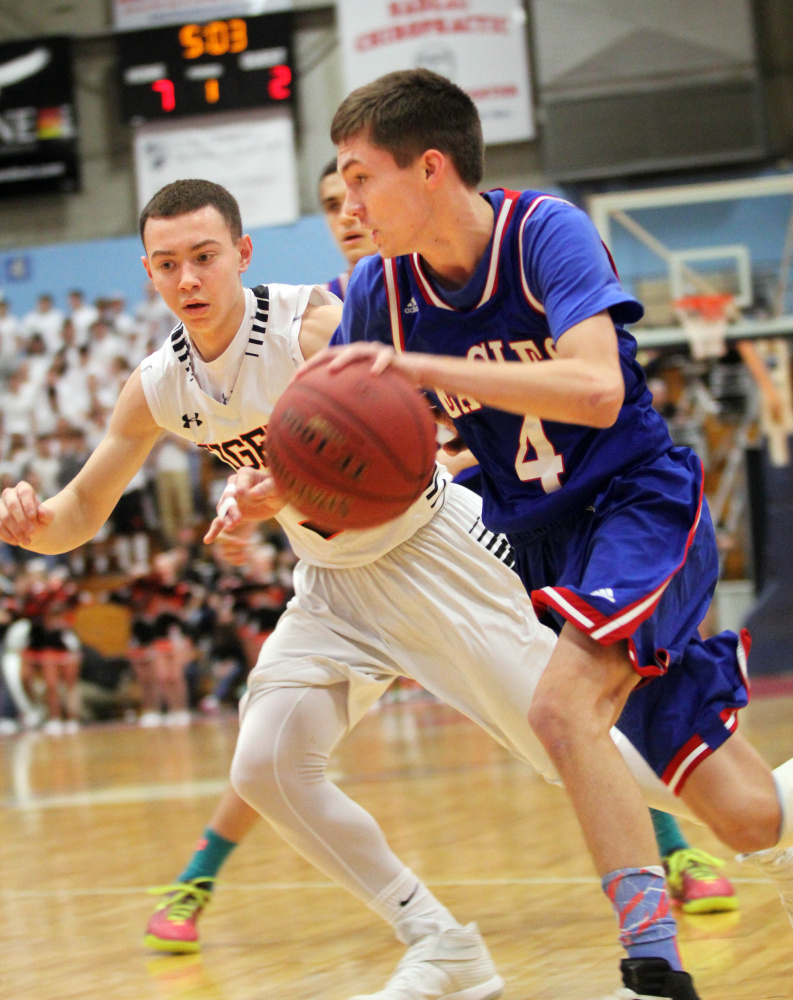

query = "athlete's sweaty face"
[319,171,377,267]
[337,134,434,260]
[142,205,252,358]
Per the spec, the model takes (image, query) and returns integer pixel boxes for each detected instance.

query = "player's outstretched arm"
[414,314,625,427]
[300,341,396,379]
[0,367,162,554]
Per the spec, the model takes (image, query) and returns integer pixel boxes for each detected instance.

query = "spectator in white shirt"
[21,294,64,355]
[53,351,91,428]
[56,319,82,371]
[3,434,33,484]
[66,289,98,347]
[23,333,54,391]
[134,279,176,350]
[85,319,125,379]
[26,437,61,498]
[0,296,21,374]
[100,293,138,339]
[35,384,63,439]
[4,367,38,438]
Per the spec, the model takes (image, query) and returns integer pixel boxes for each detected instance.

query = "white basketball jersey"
[140,283,448,568]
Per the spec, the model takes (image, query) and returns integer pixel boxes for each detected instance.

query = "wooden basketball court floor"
[2,692,792,1000]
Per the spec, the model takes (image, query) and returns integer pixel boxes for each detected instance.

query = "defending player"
[141,162,381,953]
[320,69,793,1000]
[0,179,699,1000]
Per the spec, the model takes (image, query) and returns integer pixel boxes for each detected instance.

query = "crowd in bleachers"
[0,286,298,734]
[0,286,177,567]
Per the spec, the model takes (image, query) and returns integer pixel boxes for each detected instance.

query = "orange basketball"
[267,356,437,531]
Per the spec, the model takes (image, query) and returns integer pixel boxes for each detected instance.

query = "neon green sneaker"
[143,878,213,953]
[664,848,738,914]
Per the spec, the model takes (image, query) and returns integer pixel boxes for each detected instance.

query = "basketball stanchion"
[755,338,793,467]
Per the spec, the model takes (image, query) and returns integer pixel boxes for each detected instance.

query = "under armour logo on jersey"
[590,587,616,603]
[182,412,203,428]
[404,296,419,314]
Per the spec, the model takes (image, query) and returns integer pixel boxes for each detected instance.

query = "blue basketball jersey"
[334,188,674,535]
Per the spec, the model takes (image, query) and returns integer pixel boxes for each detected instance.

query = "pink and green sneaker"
[664,848,738,914]
[143,878,213,953]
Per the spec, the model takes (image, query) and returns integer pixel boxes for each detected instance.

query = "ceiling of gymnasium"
[0,0,109,39]
[0,0,328,40]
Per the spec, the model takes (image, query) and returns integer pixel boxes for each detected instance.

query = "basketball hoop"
[674,293,734,361]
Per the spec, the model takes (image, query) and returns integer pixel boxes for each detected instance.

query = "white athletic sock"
[772,758,793,847]
[369,868,461,945]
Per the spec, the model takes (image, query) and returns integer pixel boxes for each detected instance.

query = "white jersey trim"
[517,195,574,315]
[408,194,516,312]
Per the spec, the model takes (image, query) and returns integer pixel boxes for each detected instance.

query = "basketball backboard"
[588,174,793,343]
[589,174,793,464]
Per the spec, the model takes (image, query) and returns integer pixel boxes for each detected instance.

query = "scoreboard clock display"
[116,11,294,124]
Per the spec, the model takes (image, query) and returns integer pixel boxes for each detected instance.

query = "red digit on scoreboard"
[152,78,176,112]
[268,65,292,101]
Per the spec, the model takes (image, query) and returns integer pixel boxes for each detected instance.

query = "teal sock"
[177,828,237,885]
[650,808,689,859]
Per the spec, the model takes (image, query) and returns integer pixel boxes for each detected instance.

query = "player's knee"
[528,686,583,757]
[529,674,624,755]
[701,798,780,853]
[229,742,279,811]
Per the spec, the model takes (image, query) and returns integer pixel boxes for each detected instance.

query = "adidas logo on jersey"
[404,296,419,314]
[590,587,616,603]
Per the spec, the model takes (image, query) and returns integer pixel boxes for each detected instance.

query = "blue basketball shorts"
[508,446,751,793]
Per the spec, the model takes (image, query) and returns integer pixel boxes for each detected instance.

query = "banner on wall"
[113,0,291,31]
[337,0,534,145]
[134,107,299,229]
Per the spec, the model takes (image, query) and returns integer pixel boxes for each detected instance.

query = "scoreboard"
[115,11,294,124]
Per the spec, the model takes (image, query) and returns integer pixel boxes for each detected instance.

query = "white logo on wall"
[415,45,456,81]
[0,47,50,97]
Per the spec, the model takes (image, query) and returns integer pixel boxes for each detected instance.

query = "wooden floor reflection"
[1,693,792,1000]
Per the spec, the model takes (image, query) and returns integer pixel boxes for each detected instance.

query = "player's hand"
[430,405,468,456]
[212,524,256,566]
[0,481,54,547]
[203,468,287,544]
[297,342,393,378]
[436,446,478,477]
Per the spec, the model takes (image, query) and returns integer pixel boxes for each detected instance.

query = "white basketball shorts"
[243,483,560,783]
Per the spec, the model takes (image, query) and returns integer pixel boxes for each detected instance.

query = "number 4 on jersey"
[515,415,564,492]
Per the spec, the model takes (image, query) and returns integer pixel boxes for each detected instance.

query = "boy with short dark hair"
[326,67,793,1000]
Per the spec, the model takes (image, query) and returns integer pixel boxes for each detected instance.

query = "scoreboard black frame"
[115,12,295,125]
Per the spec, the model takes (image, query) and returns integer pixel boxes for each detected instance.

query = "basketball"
[266,355,437,530]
